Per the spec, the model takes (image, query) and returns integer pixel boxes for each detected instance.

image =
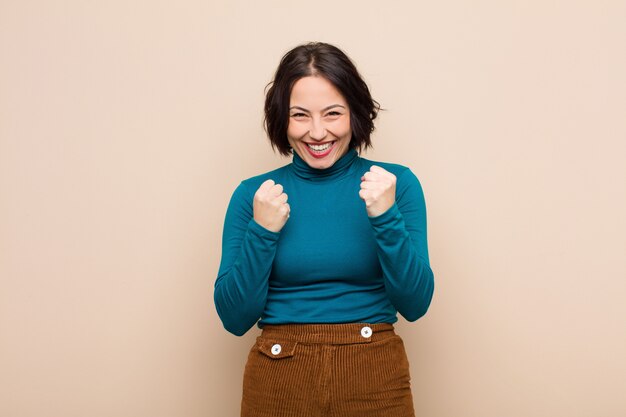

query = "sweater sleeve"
[213,182,281,336]
[367,168,435,321]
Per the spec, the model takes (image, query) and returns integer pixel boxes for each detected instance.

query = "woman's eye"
[326,111,341,117]
[291,113,307,118]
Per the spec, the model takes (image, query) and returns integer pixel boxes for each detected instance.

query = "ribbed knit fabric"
[241,323,415,417]
[214,148,435,336]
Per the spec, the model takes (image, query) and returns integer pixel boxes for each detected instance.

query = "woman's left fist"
[359,165,396,217]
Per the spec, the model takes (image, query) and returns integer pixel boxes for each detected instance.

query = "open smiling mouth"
[305,141,336,158]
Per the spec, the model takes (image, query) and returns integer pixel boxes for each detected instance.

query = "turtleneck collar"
[290,148,359,182]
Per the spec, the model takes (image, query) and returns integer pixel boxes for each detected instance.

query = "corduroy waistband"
[258,323,396,345]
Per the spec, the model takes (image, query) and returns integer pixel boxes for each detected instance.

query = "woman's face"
[287,76,352,169]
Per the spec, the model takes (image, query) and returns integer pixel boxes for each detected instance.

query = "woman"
[214,42,435,417]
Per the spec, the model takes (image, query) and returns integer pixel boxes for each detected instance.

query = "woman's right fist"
[253,179,290,233]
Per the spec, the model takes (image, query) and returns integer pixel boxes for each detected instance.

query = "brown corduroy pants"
[241,323,415,417]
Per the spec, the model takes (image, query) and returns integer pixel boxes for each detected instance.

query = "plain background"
[1,1,625,416]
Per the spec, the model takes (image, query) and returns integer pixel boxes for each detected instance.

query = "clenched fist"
[359,165,396,217]
[253,179,290,233]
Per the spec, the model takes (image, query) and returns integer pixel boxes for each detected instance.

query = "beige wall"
[1,1,625,416]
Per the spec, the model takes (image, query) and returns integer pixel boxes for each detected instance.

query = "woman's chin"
[303,153,336,169]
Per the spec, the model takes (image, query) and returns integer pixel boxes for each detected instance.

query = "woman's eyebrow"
[289,104,346,112]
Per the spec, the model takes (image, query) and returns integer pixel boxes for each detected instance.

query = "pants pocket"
[241,338,312,416]
[255,337,298,359]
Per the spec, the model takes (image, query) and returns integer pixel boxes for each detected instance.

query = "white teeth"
[307,142,332,151]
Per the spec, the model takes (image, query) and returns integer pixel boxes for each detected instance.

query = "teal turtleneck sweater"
[214,148,434,336]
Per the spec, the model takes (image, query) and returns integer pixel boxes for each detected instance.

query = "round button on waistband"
[271,344,282,355]
[360,326,372,338]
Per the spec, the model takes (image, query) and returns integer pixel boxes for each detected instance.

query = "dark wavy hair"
[264,42,381,156]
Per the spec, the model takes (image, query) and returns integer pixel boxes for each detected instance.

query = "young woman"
[214,41,435,417]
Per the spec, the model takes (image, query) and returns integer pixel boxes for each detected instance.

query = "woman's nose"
[309,120,327,141]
